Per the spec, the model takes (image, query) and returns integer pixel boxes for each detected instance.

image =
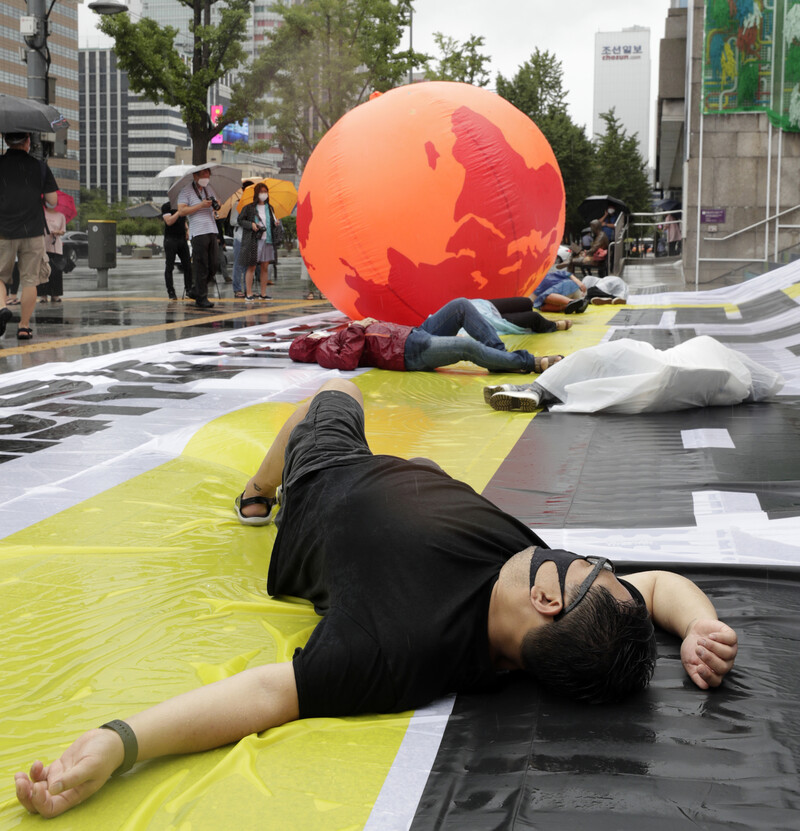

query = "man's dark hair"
[521,585,657,704]
[3,132,29,147]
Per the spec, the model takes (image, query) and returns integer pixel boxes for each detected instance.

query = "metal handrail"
[702,203,800,241]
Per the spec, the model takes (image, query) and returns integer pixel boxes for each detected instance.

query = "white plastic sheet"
[538,336,784,414]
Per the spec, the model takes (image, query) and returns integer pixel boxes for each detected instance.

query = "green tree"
[280,215,297,250]
[592,109,652,216]
[495,48,568,123]
[99,0,264,164]
[251,0,426,166]
[496,49,593,237]
[539,112,595,238]
[79,189,132,228]
[424,32,490,87]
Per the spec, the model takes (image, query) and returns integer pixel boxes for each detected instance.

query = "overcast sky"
[79,0,671,156]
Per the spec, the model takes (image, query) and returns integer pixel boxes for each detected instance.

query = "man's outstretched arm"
[624,571,738,690]
[15,662,299,819]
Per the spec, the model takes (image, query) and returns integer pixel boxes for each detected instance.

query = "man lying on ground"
[289,297,562,374]
[16,379,738,818]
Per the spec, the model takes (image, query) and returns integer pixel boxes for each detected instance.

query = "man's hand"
[680,619,738,690]
[15,728,122,818]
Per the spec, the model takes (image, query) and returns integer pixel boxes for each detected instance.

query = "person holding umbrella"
[177,165,221,309]
[0,132,58,340]
[237,182,282,302]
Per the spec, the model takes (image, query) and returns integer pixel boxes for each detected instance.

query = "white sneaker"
[485,385,542,412]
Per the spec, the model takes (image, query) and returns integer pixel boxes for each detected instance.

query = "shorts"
[282,390,373,493]
[0,235,49,288]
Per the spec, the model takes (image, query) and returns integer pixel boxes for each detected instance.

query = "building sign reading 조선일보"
[701,209,726,224]
[600,44,643,61]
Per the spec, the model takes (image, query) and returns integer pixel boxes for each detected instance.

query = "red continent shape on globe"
[297,82,565,325]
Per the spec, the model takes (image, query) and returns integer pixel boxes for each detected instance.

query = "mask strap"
[555,557,611,621]
[529,548,573,608]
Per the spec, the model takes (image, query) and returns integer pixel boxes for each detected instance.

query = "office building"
[655,0,800,285]
[79,48,190,202]
[0,0,80,197]
[593,26,651,165]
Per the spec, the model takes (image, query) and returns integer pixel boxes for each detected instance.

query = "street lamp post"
[19,0,128,287]
[21,0,128,105]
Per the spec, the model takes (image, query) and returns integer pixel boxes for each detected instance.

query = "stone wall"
[683,0,800,286]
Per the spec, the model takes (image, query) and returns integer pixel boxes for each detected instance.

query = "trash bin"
[87,220,117,270]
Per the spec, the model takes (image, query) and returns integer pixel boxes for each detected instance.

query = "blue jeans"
[231,237,244,294]
[404,298,536,373]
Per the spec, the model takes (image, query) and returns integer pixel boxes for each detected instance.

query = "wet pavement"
[0,254,334,374]
[0,252,689,374]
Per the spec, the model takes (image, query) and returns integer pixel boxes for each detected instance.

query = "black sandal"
[234,491,278,526]
[16,326,33,340]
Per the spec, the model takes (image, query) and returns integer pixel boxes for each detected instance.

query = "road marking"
[681,428,735,449]
[1,299,328,356]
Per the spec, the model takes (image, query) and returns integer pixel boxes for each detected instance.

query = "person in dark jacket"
[288,298,562,374]
[237,183,280,301]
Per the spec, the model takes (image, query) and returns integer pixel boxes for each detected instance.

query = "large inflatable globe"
[297,82,565,325]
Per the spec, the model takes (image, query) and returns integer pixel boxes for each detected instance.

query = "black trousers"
[164,237,192,294]
[489,296,558,333]
[36,257,63,297]
[190,233,218,301]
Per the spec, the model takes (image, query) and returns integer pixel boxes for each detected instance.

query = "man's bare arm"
[624,571,738,690]
[15,662,299,818]
[177,200,212,217]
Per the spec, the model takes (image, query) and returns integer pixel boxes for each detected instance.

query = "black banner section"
[410,569,800,831]
[482,401,800,528]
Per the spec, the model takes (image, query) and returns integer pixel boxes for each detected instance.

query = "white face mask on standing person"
[197,177,210,188]
[258,193,268,203]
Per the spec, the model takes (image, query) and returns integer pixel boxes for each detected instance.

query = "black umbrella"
[578,195,628,223]
[657,198,682,215]
[0,94,69,134]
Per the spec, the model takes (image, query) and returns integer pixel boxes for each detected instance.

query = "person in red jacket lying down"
[289,298,562,374]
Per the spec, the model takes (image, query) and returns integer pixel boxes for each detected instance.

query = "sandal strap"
[238,494,275,510]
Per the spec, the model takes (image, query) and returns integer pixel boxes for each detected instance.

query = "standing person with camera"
[177,166,221,309]
[237,182,281,302]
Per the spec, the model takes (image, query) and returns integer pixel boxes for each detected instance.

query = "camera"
[255,222,267,239]
[210,197,221,212]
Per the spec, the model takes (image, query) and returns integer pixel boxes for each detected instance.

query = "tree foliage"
[538,112,595,237]
[99,0,265,163]
[496,49,592,236]
[423,32,491,87]
[592,110,652,216]
[496,49,654,238]
[251,0,426,165]
[495,49,568,123]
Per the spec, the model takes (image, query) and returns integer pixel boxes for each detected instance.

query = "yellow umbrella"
[215,176,263,219]
[236,178,298,219]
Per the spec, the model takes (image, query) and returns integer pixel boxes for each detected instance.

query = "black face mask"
[529,548,614,621]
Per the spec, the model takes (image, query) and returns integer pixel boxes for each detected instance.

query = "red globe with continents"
[297,81,566,325]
